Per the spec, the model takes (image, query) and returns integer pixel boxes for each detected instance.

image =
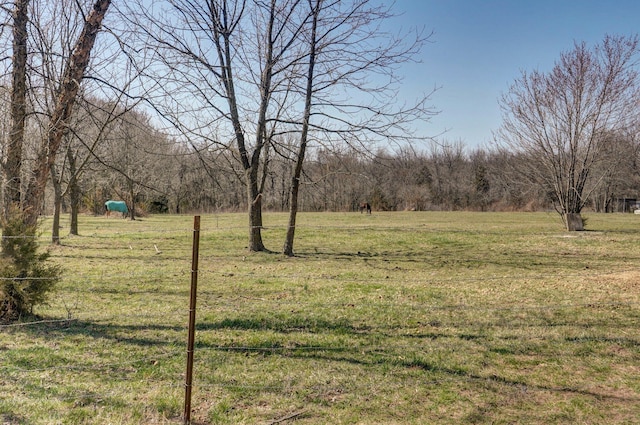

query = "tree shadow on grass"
[0,412,27,425]
[293,245,640,272]
[13,318,185,348]
[192,315,640,404]
[196,315,359,334]
[264,344,640,404]
[10,311,640,407]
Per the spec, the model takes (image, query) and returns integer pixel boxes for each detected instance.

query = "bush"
[0,210,61,323]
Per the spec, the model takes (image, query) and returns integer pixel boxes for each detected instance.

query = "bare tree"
[498,35,640,230]
[122,0,435,252]
[120,0,315,251]
[97,108,172,219]
[588,129,640,212]
[283,0,319,256]
[18,0,111,227]
[469,149,491,211]
[2,0,28,220]
[279,0,436,255]
[427,141,468,210]
[26,0,120,241]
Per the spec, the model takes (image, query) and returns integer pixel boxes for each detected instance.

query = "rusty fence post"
[184,215,201,424]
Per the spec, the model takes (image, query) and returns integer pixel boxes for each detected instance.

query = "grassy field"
[1,211,639,424]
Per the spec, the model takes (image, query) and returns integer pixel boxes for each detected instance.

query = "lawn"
[1,211,639,424]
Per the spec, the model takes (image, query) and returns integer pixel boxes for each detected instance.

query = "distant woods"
[43,130,640,215]
[7,95,638,217]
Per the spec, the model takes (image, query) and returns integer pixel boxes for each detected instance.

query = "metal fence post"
[184,215,200,424]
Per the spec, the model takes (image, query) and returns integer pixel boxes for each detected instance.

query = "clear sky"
[389,0,640,150]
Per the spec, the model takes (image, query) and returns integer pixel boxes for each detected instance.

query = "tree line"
[50,131,640,217]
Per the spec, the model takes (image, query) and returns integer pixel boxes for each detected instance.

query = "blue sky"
[389,0,640,150]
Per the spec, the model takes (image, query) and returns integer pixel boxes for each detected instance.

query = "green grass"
[1,211,639,424]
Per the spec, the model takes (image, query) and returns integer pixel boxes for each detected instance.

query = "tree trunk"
[283,175,301,256]
[248,176,265,252]
[68,148,80,235]
[245,0,277,252]
[69,185,80,234]
[3,0,29,221]
[50,165,62,244]
[128,180,135,220]
[565,213,584,231]
[22,0,111,227]
[283,0,319,257]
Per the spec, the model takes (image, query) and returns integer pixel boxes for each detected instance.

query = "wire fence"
[2,217,640,423]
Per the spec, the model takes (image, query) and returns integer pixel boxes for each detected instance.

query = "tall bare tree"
[22,0,111,227]
[122,0,315,251]
[282,0,436,254]
[49,97,130,238]
[2,0,29,220]
[27,0,115,241]
[498,35,640,230]
[123,0,435,252]
[283,0,319,256]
